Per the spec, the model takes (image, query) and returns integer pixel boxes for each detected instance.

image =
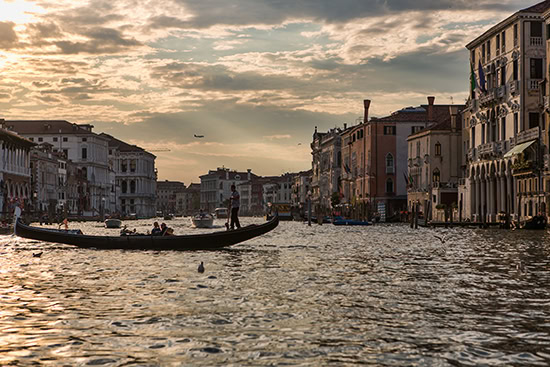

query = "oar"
[225,202,230,230]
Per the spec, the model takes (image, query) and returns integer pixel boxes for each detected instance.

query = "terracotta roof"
[521,0,550,13]
[0,127,35,147]
[99,133,150,154]
[4,120,99,136]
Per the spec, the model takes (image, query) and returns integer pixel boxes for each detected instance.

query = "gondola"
[14,216,279,251]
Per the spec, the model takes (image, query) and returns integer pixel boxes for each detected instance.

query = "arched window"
[386,153,394,173]
[435,142,441,156]
[386,178,394,193]
[432,168,440,183]
[130,180,136,193]
[121,180,127,194]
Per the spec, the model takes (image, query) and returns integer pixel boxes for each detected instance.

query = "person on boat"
[151,222,161,235]
[164,228,174,236]
[229,184,241,230]
[160,222,168,236]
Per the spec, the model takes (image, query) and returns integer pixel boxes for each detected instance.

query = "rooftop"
[3,120,101,136]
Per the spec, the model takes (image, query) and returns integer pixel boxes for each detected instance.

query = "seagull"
[194,134,204,138]
[433,235,446,244]
[297,143,302,145]
[198,261,205,273]
[32,252,43,258]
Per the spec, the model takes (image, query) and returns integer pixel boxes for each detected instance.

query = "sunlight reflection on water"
[0,218,550,366]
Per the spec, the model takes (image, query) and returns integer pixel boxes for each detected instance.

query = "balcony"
[414,157,422,166]
[516,127,539,145]
[479,89,496,106]
[530,37,543,46]
[478,142,500,158]
[528,79,542,91]
[386,166,395,174]
[509,80,520,95]
[432,181,458,190]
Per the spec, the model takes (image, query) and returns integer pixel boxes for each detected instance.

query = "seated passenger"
[160,223,168,236]
[164,228,174,236]
[151,222,161,236]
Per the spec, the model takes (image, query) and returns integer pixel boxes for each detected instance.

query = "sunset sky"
[0,0,533,184]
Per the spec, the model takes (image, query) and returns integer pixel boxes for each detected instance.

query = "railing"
[516,127,539,144]
[528,79,542,91]
[496,85,506,98]
[468,148,476,161]
[480,89,496,105]
[509,80,519,94]
[530,37,543,46]
[414,157,422,166]
[478,142,498,156]
[432,181,458,189]
[386,166,395,174]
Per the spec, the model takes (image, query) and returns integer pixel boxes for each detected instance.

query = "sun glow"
[0,0,43,23]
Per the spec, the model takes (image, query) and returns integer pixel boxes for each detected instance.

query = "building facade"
[156,180,185,214]
[175,183,200,216]
[407,105,464,220]
[100,134,157,218]
[200,168,257,212]
[311,127,343,210]
[6,120,113,216]
[0,124,33,216]
[464,1,550,222]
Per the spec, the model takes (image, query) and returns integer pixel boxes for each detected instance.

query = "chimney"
[343,123,347,129]
[427,96,435,121]
[449,105,458,132]
[363,99,371,123]
[247,168,251,180]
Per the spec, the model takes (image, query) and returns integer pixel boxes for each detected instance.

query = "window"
[487,40,491,60]
[514,24,518,45]
[411,126,423,134]
[385,153,394,174]
[384,126,396,135]
[500,64,506,86]
[435,142,441,156]
[29,137,34,141]
[416,142,420,157]
[82,137,87,142]
[482,43,486,62]
[529,112,540,129]
[530,58,543,79]
[432,169,440,183]
[496,34,500,54]
[130,160,136,173]
[531,21,542,37]
[121,160,127,172]
[63,137,68,142]
[38,137,43,142]
[130,180,136,193]
[121,181,127,194]
[109,149,112,155]
[481,124,486,144]
[514,113,519,135]
[471,126,476,148]
[513,59,518,81]
[63,149,68,157]
[385,178,394,193]
[501,117,506,140]
[81,148,87,160]
[501,31,506,51]
[53,137,58,142]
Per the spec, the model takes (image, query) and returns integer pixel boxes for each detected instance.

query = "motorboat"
[105,218,122,228]
[191,213,214,228]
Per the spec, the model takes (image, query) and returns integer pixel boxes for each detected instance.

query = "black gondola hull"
[15,216,279,250]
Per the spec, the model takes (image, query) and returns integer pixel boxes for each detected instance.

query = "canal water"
[1,218,550,366]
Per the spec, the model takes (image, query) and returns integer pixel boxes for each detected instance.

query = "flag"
[478,59,486,93]
[470,62,477,94]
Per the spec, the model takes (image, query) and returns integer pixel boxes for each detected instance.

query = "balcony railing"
[509,80,520,95]
[480,89,496,105]
[432,181,458,189]
[468,148,476,161]
[496,85,506,98]
[516,127,539,144]
[528,79,542,91]
[530,37,543,46]
[386,166,395,174]
[478,142,499,157]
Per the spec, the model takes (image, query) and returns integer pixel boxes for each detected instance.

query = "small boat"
[14,216,278,251]
[105,218,122,228]
[518,215,547,230]
[332,217,371,226]
[191,213,214,228]
[214,207,228,219]
[164,214,174,220]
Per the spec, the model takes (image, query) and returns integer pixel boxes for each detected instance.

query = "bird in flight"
[194,134,204,138]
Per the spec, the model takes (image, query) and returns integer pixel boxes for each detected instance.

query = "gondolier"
[229,184,241,230]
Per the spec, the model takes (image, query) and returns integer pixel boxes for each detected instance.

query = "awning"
[503,140,537,158]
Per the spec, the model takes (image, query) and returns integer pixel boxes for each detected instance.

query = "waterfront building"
[238,178,265,216]
[262,174,294,211]
[311,127,344,210]
[340,121,366,206]
[200,168,258,213]
[464,0,550,222]
[156,180,185,214]
[364,98,456,220]
[100,133,157,218]
[407,104,465,220]
[5,120,113,216]
[0,124,34,215]
[175,183,200,216]
[30,144,67,216]
[542,6,550,220]
[291,169,312,208]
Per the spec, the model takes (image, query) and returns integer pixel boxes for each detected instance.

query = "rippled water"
[1,217,550,366]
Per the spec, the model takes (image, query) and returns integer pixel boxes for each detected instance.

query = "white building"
[464,1,550,222]
[0,123,33,216]
[100,134,157,218]
[200,168,257,212]
[6,120,113,216]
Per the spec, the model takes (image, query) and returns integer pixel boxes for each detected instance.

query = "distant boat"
[191,213,214,228]
[163,214,174,220]
[518,215,546,230]
[105,218,122,228]
[332,217,371,226]
[214,207,228,218]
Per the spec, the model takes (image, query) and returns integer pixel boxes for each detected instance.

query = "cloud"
[263,134,292,140]
[0,22,19,49]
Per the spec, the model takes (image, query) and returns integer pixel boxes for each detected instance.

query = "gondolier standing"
[229,184,241,230]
